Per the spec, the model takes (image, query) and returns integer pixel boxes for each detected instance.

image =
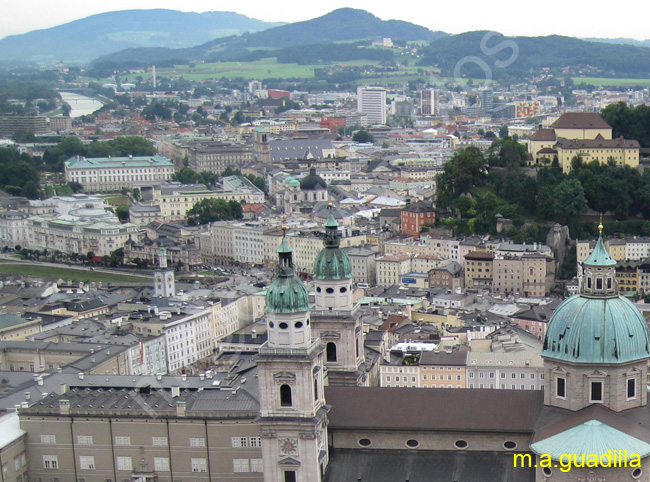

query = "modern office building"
[356,86,387,125]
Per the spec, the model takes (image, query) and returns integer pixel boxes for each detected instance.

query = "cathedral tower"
[256,230,329,482]
[311,207,366,386]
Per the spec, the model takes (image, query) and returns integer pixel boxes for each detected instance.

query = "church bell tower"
[153,247,175,298]
[256,229,330,482]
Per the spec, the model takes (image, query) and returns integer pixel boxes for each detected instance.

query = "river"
[58,91,104,118]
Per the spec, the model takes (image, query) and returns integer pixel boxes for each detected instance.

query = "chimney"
[156,373,163,381]
[59,399,70,415]
[60,383,67,395]
[251,329,257,340]
[175,400,186,417]
[37,377,44,386]
[24,392,31,401]
[171,386,180,398]
[78,372,85,380]
[199,373,205,381]
[181,374,187,382]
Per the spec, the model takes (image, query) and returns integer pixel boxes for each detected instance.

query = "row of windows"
[42,435,258,447]
[46,455,213,473]
[468,372,544,379]
[469,383,541,390]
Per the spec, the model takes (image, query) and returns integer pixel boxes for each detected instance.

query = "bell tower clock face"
[279,438,299,456]
[166,273,174,286]
[155,274,163,289]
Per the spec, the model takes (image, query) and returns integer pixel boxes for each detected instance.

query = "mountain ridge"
[0,9,284,64]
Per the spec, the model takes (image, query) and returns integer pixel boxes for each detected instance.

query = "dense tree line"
[601,102,650,148]
[0,148,40,199]
[43,136,156,171]
[187,198,243,225]
[437,143,650,238]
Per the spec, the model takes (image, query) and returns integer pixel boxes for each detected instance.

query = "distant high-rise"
[356,86,387,125]
[420,89,439,116]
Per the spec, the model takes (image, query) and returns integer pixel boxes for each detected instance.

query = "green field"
[0,261,147,283]
[571,77,650,87]
[121,58,331,81]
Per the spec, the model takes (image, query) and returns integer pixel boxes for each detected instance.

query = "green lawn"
[0,262,146,283]
[571,77,650,87]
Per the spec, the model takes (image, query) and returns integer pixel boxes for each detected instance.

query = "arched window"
[280,384,292,407]
[326,342,337,362]
[314,377,319,401]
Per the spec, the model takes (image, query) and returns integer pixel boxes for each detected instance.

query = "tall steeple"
[256,229,329,482]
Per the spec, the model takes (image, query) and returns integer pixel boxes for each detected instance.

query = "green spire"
[265,228,311,314]
[313,204,353,280]
[277,236,293,254]
[584,224,615,267]
[324,211,339,229]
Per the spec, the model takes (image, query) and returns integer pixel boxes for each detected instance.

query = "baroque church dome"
[313,210,352,280]
[300,167,327,191]
[266,235,311,314]
[542,230,650,364]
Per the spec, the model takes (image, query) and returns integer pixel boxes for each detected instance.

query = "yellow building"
[615,261,640,294]
[555,137,640,173]
[550,112,612,140]
[528,128,557,162]
[419,349,467,389]
[0,313,41,341]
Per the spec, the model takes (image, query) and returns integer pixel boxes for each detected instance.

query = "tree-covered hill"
[91,8,446,68]
[0,9,283,64]
[419,31,650,80]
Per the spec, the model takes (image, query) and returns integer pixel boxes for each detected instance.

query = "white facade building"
[357,86,387,125]
[64,155,175,193]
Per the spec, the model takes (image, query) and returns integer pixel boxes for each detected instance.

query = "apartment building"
[163,308,214,373]
[20,385,263,482]
[400,201,436,240]
[419,350,467,389]
[64,155,175,193]
[428,261,464,290]
[345,246,377,285]
[464,251,494,289]
[186,141,253,173]
[465,352,544,390]
[492,254,553,297]
[376,253,413,286]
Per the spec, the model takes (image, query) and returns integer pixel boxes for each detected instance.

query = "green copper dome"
[313,212,352,280]
[266,234,311,314]
[542,294,650,364]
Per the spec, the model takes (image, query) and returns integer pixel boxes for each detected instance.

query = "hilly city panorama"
[1,3,650,482]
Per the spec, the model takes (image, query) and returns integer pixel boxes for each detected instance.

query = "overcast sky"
[1,0,648,41]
